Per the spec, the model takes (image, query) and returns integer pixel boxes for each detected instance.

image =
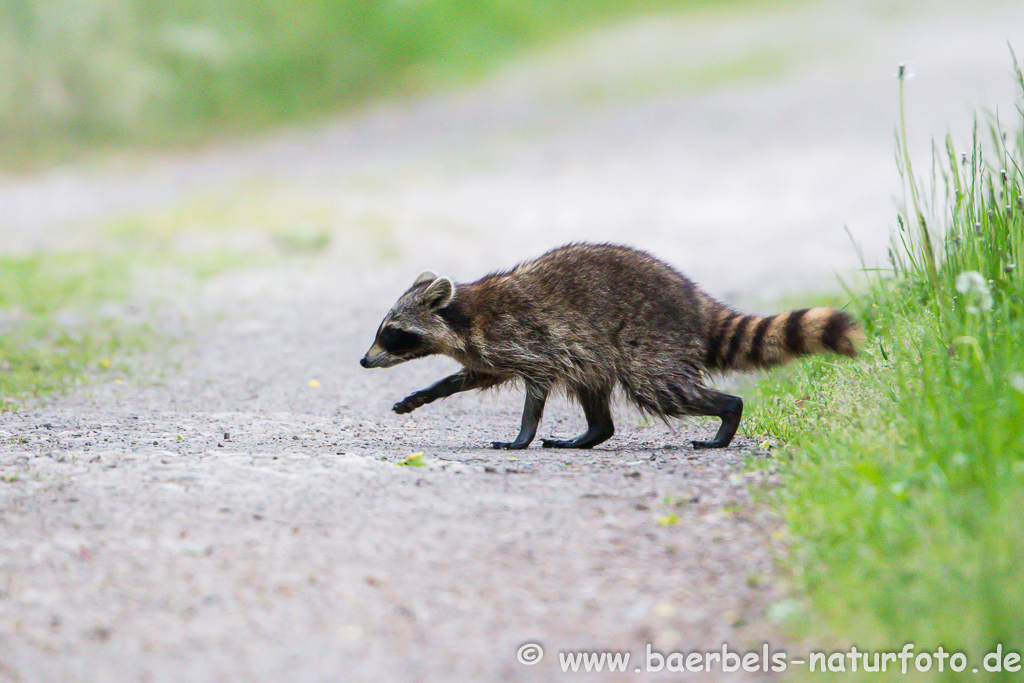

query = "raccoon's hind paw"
[492,440,530,450]
[691,439,728,449]
[541,425,613,449]
[541,438,590,449]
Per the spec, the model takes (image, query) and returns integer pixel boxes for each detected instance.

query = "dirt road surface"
[2,1,1024,680]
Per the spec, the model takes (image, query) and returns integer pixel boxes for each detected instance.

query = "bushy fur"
[361,243,862,449]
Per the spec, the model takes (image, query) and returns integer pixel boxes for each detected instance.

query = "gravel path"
[1,263,783,682]
[2,1,1024,681]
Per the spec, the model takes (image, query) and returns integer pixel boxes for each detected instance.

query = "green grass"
[749,57,1024,680]
[0,253,143,409]
[0,252,127,314]
[0,0,725,171]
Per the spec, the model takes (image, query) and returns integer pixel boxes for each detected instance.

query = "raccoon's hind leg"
[667,383,743,449]
[493,382,548,450]
[541,388,614,449]
[393,370,500,414]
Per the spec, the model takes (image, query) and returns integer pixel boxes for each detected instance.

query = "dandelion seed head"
[956,270,993,313]
[956,271,986,294]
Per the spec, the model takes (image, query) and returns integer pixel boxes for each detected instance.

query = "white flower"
[956,270,986,294]
[955,271,993,313]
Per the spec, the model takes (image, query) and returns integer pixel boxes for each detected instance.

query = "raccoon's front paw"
[393,394,426,414]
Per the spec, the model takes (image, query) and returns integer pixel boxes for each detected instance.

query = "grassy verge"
[749,59,1024,679]
[0,0,719,171]
[0,253,146,410]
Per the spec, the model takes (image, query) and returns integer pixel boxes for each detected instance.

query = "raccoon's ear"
[420,276,454,311]
[413,270,438,287]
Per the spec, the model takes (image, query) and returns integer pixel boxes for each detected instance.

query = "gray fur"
[360,243,861,449]
[413,270,438,286]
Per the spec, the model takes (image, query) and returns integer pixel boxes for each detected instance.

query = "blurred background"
[3,0,1024,296]
[1,0,688,166]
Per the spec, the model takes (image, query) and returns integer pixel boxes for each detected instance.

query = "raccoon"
[360,243,862,450]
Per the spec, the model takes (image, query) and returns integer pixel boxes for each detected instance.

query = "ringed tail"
[705,306,864,372]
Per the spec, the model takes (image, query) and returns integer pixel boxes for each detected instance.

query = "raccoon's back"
[461,244,714,384]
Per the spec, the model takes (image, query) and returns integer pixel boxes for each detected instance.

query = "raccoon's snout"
[360,352,389,369]
[361,344,404,369]
[360,345,385,368]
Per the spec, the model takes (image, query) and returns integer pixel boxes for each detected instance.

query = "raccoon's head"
[360,270,458,369]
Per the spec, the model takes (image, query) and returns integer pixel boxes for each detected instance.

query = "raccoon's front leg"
[393,370,499,414]
[541,388,614,449]
[493,383,548,450]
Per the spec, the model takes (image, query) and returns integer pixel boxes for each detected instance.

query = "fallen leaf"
[397,453,426,467]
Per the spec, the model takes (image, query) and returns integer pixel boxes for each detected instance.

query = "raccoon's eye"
[379,327,423,355]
